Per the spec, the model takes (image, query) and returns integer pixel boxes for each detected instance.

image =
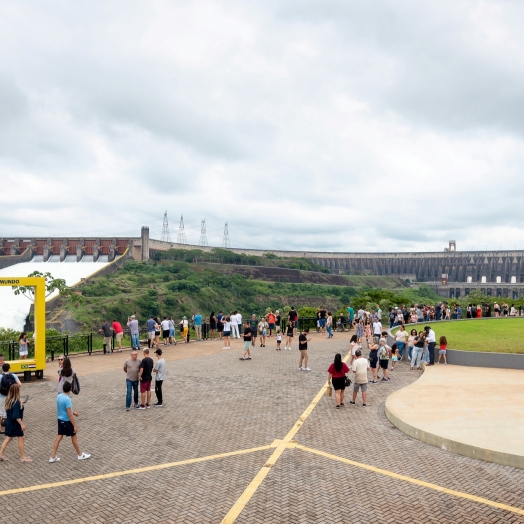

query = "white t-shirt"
[395,330,408,343]
[161,320,170,331]
[352,358,370,384]
[426,329,436,343]
[237,313,242,325]
[231,314,238,325]
[373,321,382,335]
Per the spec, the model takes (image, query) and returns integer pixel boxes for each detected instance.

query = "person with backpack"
[0,383,31,462]
[57,357,77,394]
[0,363,22,434]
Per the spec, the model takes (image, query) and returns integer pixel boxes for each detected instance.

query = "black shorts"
[331,377,346,391]
[162,330,169,338]
[210,324,217,330]
[369,357,378,369]
[217,323,224,332]
[155,330,160,336]
[379,359,389,370]
[58,419,76,437]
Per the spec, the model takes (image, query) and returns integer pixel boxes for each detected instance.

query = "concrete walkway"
[385,364,524,469]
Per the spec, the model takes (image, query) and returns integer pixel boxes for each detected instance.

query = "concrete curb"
[388,319,524,370]
[385,394,524,470]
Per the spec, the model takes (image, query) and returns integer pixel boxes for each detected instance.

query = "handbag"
[344,376,352,388]
[326,383,332,397]
[71,373,80,395]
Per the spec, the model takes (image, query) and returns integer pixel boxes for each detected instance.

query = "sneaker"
[153,402,163,407]
[145,404,151,409]
[48,457,60,463]
[126,408,130,411]
[304,367,311,371]
[349,401,355,405]
[298,367,304,370]
[222,347,228,350]
[138,405,146,410]
[239,357,244,360]
[246,357,252,360]
[363,404,366,407]
[134,404,139,409]
[78,453,91,461]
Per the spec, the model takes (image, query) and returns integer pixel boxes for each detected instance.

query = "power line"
[199,219,208,247]
[177,215,187,244]
[222,222,231,248]
[161,211,171,242]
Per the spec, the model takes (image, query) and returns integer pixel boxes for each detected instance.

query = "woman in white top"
[510,305,517,317]
[18,333,29,360]
[349,334,358,365]
[222,316,232,350]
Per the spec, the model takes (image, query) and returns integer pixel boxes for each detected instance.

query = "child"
[438,335,447,364]
[276,330,282,351]
[364,320,372,345]
[391,343,399,369]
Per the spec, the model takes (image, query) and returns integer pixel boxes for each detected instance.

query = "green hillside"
[59,259,441,331]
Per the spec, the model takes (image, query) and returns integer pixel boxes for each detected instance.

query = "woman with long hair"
[58,357,76,394]
[154,318,161,349]
[285,321,294,350]
[0,384,31,462]
[327,353,350,409]
[18,332,29,360]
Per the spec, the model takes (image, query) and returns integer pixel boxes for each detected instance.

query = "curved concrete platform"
[385,365,524,469]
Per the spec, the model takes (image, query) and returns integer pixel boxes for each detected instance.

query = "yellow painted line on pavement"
[0,445,272,498]
[296,445,524,517]
[220,351,352,523]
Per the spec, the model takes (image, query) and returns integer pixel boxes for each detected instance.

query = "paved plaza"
[1,332,524,523]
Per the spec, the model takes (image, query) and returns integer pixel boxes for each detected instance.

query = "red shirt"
[111,321,123,333]
[327,362,350,378]
[267,314,276,324]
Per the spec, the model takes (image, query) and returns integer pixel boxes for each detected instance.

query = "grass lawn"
[395,319,524,354]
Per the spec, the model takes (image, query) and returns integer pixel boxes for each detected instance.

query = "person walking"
[378,339,391,381]
[49,381,91,462]
[326,311,334,339]
[407,328,417,362]
[285,321,294,350]
[111,319,124,352]
[123,350,141,411]
[127,315,140,351]
[276,330,282,350]
[0,384,31,462]
[249,315,258,347]
[258,317,268,347]
[18,332,29,360]
[153,349,165,407]
[298,329,312,371]
[351,349,369,406]
[327,353,350,409]
[239,322,252,361]
[180,316,189,343]
[222,315,231,350]
[288,307,298,335]
[137,348,154,409]
[57,357,76,394]
[99,320,112,354]
[425,326,436,366]
[146,316,156,348]
[372,317,382,343]
[349,334,358,365]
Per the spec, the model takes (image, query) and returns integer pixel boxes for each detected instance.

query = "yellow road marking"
[220,352,351,523]
[296,445,524,517]
[0,445,271,498]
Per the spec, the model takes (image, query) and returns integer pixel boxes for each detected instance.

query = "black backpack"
[0,374,17,396]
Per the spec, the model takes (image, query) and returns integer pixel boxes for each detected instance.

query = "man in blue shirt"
[193,311,203,341]
[146,316,156,348]
[49,381,90,462]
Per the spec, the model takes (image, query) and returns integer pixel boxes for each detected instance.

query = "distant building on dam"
[2,231,524,299]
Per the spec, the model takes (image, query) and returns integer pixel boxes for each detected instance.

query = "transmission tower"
[161,211,171,242]
[222,222,231,248]
[199,219,208,247]
[177,215,187,244]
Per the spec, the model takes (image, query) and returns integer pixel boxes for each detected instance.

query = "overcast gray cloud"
[1,0,524,252]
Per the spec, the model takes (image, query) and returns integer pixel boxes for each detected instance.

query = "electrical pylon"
[177,215,187,244]
[222,222,231,248]
[199,219,208,247]
[161,211,171,242]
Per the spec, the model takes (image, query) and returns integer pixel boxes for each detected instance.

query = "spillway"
[0,256,112,331]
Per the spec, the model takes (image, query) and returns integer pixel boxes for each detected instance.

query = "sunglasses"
[58,359,64,362]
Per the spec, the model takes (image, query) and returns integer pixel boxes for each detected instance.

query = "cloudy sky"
[1,0,523,253]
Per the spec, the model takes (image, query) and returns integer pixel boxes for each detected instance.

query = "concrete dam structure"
[2,230,524,300]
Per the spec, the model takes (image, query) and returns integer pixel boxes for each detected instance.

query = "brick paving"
[0,331,523,523]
